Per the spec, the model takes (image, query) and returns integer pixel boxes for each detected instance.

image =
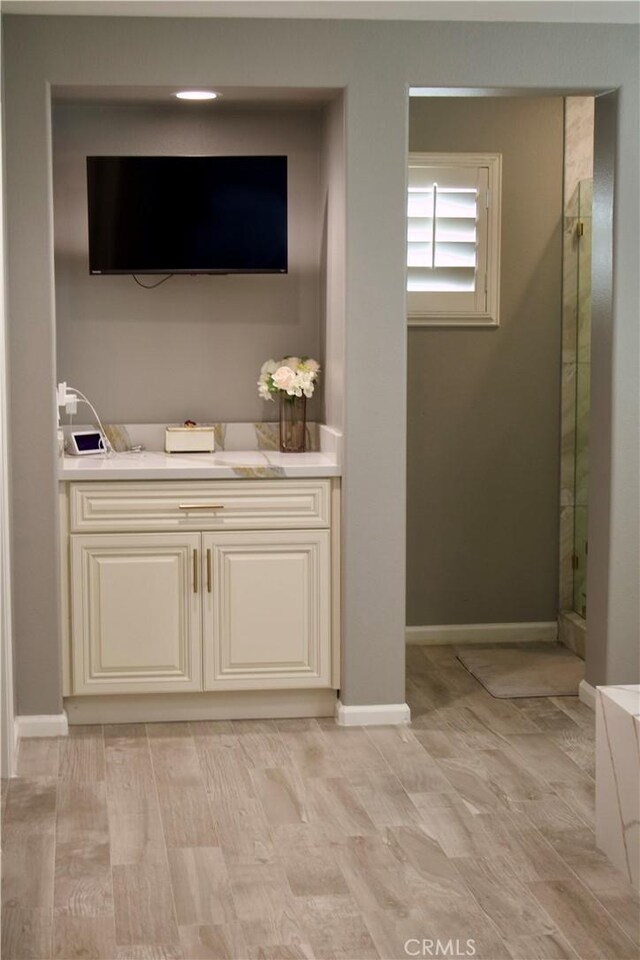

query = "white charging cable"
[58,384,115,456]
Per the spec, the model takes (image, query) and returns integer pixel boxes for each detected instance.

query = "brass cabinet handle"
[179,504,224,510]
[193,549,198,593]
[206,548,212,593]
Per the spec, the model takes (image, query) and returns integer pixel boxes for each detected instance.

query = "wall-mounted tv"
[87,155,288,275]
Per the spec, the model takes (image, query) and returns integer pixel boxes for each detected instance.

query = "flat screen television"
[86,155,288,275]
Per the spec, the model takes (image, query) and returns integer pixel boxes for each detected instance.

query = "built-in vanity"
[48,84,347,728]
[59,428,341,724]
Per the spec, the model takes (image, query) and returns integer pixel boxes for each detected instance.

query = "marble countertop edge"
[58,449,342,481]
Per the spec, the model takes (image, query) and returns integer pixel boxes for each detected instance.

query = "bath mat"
[455,642,584,698]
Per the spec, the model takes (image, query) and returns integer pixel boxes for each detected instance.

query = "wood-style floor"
[2,645,639,960]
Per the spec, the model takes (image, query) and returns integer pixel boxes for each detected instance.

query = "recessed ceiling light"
[175,90,219,101]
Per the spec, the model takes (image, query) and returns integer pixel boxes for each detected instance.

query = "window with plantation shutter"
[407,153,501,326]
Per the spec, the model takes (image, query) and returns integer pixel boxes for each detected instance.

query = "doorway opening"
[405,90,595,716]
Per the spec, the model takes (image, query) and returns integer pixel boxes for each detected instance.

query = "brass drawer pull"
[179,504,224,510]
[206,548,212,593]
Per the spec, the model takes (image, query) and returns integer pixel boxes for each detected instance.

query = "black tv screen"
[87,155,288,275]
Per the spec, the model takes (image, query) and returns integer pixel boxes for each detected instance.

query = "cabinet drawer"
[69,480,331,532]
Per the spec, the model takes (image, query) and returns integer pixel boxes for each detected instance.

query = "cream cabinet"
[65,480,337,699]
[203,530,331,690]
[71,533,202,694]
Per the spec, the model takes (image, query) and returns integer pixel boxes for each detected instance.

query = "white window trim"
[407,152,502,327]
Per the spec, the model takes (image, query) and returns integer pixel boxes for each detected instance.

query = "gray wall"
[0,20,17,777]
[3,16,639,715]
[319,95,345,433]
[586,92,639,686]
[53,102,324,424]
[407,97,563,626]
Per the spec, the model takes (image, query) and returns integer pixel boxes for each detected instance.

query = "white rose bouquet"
[257,356,320,401]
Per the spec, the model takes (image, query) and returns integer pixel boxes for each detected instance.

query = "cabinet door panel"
[71,533,202,694]
[203,531,331,689]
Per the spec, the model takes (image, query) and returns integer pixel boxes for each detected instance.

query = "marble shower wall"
[559,97,594,635]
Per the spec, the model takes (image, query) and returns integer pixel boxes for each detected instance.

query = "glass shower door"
[573,178,592,619]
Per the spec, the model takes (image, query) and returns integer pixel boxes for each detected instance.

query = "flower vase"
[279,394,307,453]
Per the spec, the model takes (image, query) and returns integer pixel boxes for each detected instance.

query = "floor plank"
[156,784,219,849]
[208,790,274,866]
[549,729,596,780]
[59,726,105,782]
[453,857,557,938]
[104,725,156,818]
[115,944,183,959]
[552,780,595,828]
[227,860,294,924]
[383,823,463,883]
[250,766,310,828]
[463,692,542,735]
[281,843,350,898]
[365,725,454,794]
[504,932,579,959]
[54,781,113,917]
[306,775,377,843]
[559,852,640,948]
[52,916,117,960]
[240,910,310,953]
[112,862,179,947]
[528,878,639,959]
[435,751,511,815]
[294,897,379,960]
[109,805,166,867]
[333,834,425,959]
[314,724,389,776]
[3,777,57,837]
[231,720,291,769]
[1,907,53,960]
[2,833,55,911]
[179,922,248,959]
[279,726,341,780]
[550,696,598,732]
[16,739,60,779]
[147,726,204,787]
[306,918,379,959]
[350,769,424,828]
[505,733,594,788]
[193,731,255,800]
[478,747,557,803]
[167,847,235,926]
[416,800,513,860]
[245,941,315,960]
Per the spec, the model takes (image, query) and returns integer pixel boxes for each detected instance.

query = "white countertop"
[59,449,341,481]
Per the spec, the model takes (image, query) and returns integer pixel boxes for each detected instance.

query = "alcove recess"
[51,85,345,434]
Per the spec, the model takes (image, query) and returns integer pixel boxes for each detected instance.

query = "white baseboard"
[15,713,69,738]
[578,679,596,710]
[406,621,558,645]
[335,701,411,726]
